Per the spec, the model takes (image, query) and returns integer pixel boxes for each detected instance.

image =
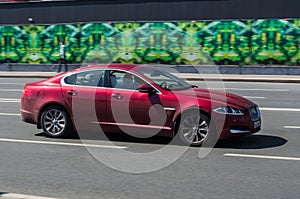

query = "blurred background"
[0,0,299,67]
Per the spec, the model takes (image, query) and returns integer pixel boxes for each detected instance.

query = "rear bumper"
[20,108,37,125]
[21,95,39,125]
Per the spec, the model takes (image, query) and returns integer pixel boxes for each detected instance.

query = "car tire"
[177,111,216,146]
[40,105,72,138]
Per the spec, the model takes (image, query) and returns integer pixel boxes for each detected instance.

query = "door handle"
[111,93,123,100]
[67,90,78,96]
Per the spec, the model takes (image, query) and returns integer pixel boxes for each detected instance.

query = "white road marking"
[0,138,127,149]
[0,113,21,116]
[223,82,293,85]
[224,153,300,161]
[260,107,300,112]
[283,126,300,129]
[0,193,58,199]
[0,98,20,100]
[223,88,289,91]
[243,96,265,99]
[0,98,20,103]
[0,83,24,85]
[0,89,22,92]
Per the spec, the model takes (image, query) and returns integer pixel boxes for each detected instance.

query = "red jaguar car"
[21,64,261,146]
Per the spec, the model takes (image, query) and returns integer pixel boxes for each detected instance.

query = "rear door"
[61,69,107,132]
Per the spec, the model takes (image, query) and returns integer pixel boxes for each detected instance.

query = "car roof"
[75,64,155,72]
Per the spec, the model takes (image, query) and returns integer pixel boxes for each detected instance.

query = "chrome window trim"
[61,68,162,94]
[107,69,162,94]
[61,69,105,88]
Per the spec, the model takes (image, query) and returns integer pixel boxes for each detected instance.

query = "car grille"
[249,106,261,121]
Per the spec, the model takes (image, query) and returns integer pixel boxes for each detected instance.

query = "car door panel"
[61,70,108,133]
[105,70,173,137]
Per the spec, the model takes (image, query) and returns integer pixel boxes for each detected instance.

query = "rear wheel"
[177,112,215,146]
[40,105,72,138]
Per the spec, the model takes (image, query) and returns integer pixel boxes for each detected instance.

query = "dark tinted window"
[138,69,191,91]
[108,70,145,90]
[64,74,76,85]
[64,70,105,87]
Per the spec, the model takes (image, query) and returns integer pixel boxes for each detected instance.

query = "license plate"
[254,120,261,129]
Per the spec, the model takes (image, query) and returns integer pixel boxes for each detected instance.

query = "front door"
[105,70,169,137]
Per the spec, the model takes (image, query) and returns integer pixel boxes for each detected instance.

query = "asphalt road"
[0,77,299,199]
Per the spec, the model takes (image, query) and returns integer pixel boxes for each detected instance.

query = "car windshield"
[137,69,191,91]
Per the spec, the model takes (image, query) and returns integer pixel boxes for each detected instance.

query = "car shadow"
[35,131,173,145]
[35,132,287,149]
[215,135,287,149]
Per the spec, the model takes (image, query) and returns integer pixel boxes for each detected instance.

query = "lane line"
[0,98,20,100]
[224,153,300,161]
[0,138,127,149]
[242,96,265,99]
[226,88,289,91]
[211,88,289,91]
[0,83,25,85]
[0,89,22,92]
[220,82,299,85]
[0,99,20,103]
[260,107,300,112]
[283,126,300,129]
[0,193,58,199]
[0,113,21,116]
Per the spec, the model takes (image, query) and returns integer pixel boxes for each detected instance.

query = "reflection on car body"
[21,64,261,146]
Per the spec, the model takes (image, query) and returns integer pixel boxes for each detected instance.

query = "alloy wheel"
[42,108,67,137]
[181,114,209,145]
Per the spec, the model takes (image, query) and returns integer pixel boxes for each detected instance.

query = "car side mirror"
[138,84,155,94]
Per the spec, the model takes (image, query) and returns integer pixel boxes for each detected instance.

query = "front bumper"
[213,106,261,139]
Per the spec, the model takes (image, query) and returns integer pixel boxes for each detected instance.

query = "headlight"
[213,106,244,115]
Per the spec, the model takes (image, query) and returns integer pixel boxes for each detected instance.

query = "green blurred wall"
[0,19,299,65]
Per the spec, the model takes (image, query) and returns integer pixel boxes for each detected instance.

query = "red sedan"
[21,64,261,146]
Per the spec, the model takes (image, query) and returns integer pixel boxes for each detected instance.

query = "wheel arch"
[173,107,211,136]
[37,102,72,129]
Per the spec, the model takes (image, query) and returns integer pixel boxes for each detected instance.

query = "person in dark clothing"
[57,41,68,72]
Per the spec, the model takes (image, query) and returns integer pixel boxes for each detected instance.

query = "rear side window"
[64,75,76,85]
[64,70,105,87]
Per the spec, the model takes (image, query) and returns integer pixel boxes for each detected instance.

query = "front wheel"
[40,105,72,138]
[177,112,216,146]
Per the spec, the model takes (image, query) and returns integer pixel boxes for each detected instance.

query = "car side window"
[64,74,76,85]
[108,70,145,90]
[64,70,105,87]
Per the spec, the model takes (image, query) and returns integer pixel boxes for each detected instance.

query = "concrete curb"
[0,72,58,79]
[3,64,300,75]
[1,72,300,83]
[175,74,300,83]
[186,78,300,83]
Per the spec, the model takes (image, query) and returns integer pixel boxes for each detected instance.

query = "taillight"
[23,88,32,97]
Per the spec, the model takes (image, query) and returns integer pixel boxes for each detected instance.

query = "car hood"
[173,88,256,110]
